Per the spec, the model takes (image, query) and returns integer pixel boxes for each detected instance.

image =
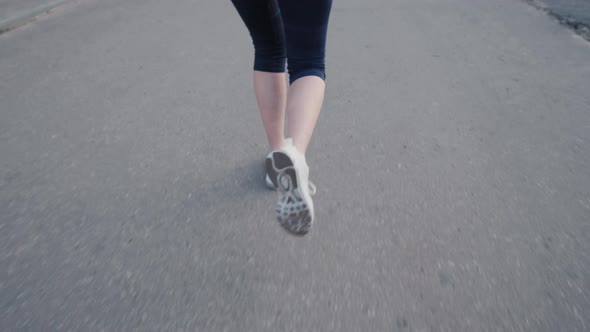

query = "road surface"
[1,0,589,330]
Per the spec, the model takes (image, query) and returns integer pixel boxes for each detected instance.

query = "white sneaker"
[266,145,314,235]
[265,138,316,195]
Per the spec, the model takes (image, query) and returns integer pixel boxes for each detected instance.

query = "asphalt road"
[1,0,589,331]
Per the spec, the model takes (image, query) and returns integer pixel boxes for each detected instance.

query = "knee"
[287,57,326,84]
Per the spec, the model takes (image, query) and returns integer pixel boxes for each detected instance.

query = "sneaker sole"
[266,151,313,236]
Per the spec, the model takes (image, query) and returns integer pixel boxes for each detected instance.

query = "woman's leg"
[231,0,288,151]
[278,0,333,155]
[264,0,332,235]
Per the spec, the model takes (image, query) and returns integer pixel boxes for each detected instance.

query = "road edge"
[0,0,70,34]
[524,0,590,41]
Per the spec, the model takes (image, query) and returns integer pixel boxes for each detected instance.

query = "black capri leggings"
[231,0,333,84]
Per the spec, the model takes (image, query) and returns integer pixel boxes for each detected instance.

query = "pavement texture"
[1,0,589,331]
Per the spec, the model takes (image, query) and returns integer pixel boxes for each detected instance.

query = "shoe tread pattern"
[268,151,311,235]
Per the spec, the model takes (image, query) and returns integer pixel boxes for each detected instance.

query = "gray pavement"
[1,0,590,331]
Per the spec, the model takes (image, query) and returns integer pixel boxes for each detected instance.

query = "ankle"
[269,139,285,152]
[293,145,306,158]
